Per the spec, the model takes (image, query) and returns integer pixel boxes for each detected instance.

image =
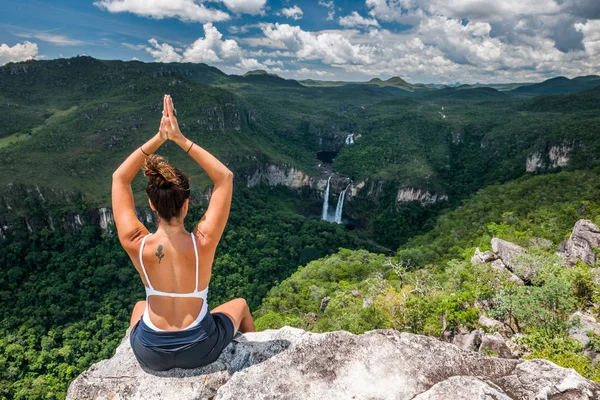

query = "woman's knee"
[233,298,250,314]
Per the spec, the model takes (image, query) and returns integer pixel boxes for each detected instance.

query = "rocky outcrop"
[565,219,600,266]
[246,164,315,190]
[491,238,528,272]
[569,312,600,347]
[395,187,448,205]
[67,327,600,400]
[549,144,572,168]
[526,143,572,173]
[525,143,573,172]
[451,328,521,359]
[471,245,525,285]
[526,151,544,173]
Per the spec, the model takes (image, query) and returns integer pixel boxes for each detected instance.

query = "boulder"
[452,327,482,352]
[569,311,600,347]
[566,219,600,265]
[471,247,499,265]
[491,238,527,272]
[479,332,518,359]
[479,314,507,335]
[67,327,600,400]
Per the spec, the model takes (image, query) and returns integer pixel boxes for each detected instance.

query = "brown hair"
[142,154,190,221]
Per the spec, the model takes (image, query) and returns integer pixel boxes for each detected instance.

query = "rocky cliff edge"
[66,327,600,400]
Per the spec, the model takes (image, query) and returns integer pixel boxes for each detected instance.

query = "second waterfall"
[321,177,349,224]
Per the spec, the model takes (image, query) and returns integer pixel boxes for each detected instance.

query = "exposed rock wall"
[396,187,448,205]
[67,327,600,400]
[526,143,572,173]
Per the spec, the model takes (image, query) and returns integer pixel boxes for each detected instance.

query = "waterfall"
[345,134,354,145]
[321,176,332,221]
[334,185,349,224]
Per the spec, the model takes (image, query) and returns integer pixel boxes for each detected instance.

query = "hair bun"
[142,154,181,189]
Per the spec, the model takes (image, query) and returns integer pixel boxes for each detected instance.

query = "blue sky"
[1,0,599,83]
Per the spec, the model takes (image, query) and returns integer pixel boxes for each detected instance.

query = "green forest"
[1,57,600,399]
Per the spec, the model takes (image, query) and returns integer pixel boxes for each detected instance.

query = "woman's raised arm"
[111,97,169,247]
[163,95,233,248]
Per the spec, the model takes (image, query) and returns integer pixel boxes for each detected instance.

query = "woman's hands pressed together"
[159,95,185,144]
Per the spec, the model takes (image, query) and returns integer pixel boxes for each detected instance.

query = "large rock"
[491,238,527,272]
[569,311,600,347]
[67,327,600,400]
[566,219,600,266]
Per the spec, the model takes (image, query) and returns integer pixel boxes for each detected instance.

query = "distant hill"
[299,76,434,91]
[509,75,600,96]
[523,85,600,112]
[421,86,507,100]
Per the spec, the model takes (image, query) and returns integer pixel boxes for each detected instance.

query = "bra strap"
[139,234,154,290]
[191,232,199,292]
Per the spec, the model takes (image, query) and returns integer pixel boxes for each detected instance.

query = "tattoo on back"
[156,244,165,264]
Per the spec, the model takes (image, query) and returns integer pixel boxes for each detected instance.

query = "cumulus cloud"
[144,23,243,63]
[294,67,334,76]
[0,41,40,66]
[339,11,380,28]
[146,38,182,62]
[219,0,266,15]
[261,23,372,65]
[14,33,84,46]
[575,19,600,55]
[280,5,304,20]
[183,22,242,62]
[255,15,600,84]
[318,0,336,21]
[94,0,229,23]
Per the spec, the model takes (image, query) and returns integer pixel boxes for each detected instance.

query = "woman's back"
[134,230,214,331]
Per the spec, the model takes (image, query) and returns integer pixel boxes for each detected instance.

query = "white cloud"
[365,0,561,24]
[14,33,84,46]
[255,17,600,84]
[294,67,334,77]
[146,38,182,62]
[0,41,40,66]
[338,11,380,28]
[233,57,286,74]
[94,0,229,23]
[219,0,266,15]
[261,23,372,65]
[183,22,242,62]
[122,42,146,51]
[575,19,600,55]
[144,23,243,64]
[280,5,304,20]
[318,0,336,21]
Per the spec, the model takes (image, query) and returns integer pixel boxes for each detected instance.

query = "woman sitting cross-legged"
[111,94,255,371]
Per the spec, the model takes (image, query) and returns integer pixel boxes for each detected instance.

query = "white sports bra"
[138,232,208,332]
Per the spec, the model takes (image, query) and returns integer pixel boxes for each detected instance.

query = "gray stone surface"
[569,311,600,347]
[471,247,498,265]
[491,238,527,272]
[479,332,518,359]
[566,219,600,266]
[412,376,512,400]
[68,327,600,400]
[489,259,525,285]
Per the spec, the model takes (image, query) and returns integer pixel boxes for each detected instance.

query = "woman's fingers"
[168,95,177,121]
[163,95,167,117]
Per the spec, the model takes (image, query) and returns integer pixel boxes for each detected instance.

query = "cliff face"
[67,327,600,400]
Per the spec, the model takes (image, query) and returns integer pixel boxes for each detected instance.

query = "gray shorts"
[130,312,235,371]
